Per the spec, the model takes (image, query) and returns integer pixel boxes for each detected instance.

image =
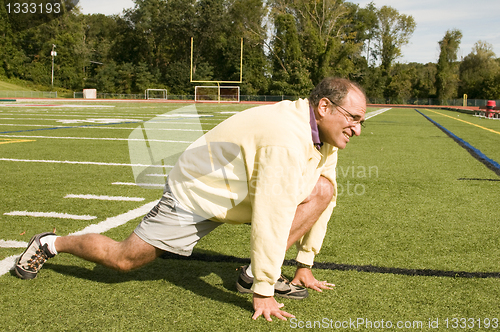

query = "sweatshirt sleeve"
[295,147,338,266]
[249,146,303,297]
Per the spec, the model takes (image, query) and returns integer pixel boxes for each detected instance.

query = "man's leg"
[287,176,334,250]
[16,231,164,279]
[287,176,335,291]
[55,232,164,272]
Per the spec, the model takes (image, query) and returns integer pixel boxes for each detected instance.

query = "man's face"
[316,88,366,149]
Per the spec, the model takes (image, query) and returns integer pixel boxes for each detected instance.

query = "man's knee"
[307,176,334,205]
[111,234,160,272]
[114,258,138,272]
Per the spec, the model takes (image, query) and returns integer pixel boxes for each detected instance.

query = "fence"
[2,90,499,108]
[366,97,500,107]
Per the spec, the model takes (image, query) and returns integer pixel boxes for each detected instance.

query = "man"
[15,77,366,321]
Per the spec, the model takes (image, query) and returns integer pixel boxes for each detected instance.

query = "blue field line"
[415,109,500,176]
[0,120,143,134]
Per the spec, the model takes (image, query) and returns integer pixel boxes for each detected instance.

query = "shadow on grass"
[42,246,500,315]
[44,248,254,313]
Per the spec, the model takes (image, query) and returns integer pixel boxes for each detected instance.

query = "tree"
[82,14,120,89]
[374,6,415,74]
[268,12,313,96]
[229,0,269,95]
[410,62,437,99]
[384,63,414,103]
[0,0,28,78]
[95,61,118,93]
[361,65,384,100]
[160,0,196,93]
[271,0,361,85]
[9,7,88,89]
[134,62,155,92]
[348,1,378,66]
[459,41,500,99]
[435,29,462,100]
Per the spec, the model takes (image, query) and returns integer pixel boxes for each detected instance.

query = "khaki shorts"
[134,182,221,256]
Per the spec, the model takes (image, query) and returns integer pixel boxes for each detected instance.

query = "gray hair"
[309,77,366,109]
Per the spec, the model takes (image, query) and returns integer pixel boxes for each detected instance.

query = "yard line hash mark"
[112,182,165,188]
[0,134,193,144]
[0,158,174,168]
[4,211,97,220]
[64,194,145,202]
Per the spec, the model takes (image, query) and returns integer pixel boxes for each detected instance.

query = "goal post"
[190,37,243,101]
[195,86,240,103]
[145,89,168,100]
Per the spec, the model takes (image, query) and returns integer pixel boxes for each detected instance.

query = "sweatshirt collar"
[309,104,323,150]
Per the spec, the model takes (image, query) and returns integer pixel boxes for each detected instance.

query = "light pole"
[51,44,57,89]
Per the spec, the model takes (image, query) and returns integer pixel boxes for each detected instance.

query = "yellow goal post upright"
[190,37,243,102]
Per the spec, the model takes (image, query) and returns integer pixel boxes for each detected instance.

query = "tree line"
[1,0,499,101]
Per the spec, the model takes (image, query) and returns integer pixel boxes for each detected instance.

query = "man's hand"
[252,294,295,322]
[291,267,335,292]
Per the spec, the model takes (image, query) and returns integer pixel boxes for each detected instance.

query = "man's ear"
[316,98,331,119]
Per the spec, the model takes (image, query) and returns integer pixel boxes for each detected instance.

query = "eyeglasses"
[326,98,365,128]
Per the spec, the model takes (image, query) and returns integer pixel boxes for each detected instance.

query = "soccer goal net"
[195,86,240,102]
[145,89,168,100]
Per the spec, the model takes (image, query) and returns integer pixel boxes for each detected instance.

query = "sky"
[79,0,500,65]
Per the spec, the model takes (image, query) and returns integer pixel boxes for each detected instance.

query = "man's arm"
[249,146,302,297]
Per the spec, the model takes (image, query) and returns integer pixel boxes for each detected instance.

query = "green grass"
[0,79,32,91]
[0,76,75,95]
[1,102,500,331]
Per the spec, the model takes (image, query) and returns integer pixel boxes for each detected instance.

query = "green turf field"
[1,101,499,331]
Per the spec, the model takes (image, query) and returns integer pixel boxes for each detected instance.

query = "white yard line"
[112,182,165,188]
[0,124,66,127]
[158,114,213,118]
[64,194,145,202]
[0,240,30,248]
[0,200,157,277]
[68,200,156,236]
[0,134,193,144]
[4,211,97,220]
[365,108,392,120]
[0,158,174,168]
[0,104,116,108]
[84,127,204,131]
[0,117,220,125]
[0,256,20,277]
[0,116,145,120]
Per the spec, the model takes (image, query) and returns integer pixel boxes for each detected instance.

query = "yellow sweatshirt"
[168,98,338,296]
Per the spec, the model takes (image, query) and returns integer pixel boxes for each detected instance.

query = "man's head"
[309,77,367,149]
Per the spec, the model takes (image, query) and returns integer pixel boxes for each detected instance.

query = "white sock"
[246,264,254,278]
[40,235,59,255]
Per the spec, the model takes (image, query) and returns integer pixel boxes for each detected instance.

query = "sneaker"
[236,265,308,299]
[15,232,56,280]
